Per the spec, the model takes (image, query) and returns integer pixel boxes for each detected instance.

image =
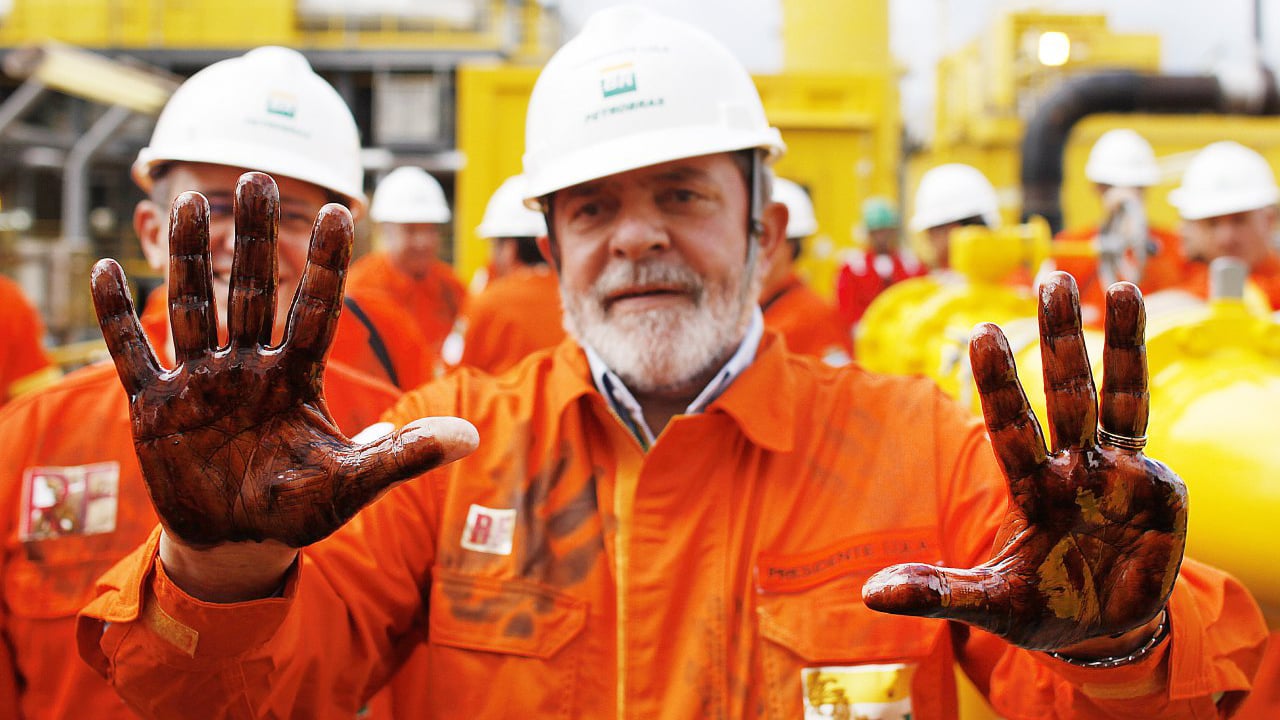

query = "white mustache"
[592,261,703,302]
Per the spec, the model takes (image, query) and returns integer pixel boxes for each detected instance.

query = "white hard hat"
[1169,141,1280,220]
[772,177,817,238]
[133,47,365,212]
[909,163,1001,232]
[521,4,785,206]
[1085,129,1159,187]
[477,175,547,239]
[369,167,451,224]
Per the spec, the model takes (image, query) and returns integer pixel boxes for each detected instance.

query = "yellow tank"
[1143,297,1280,623]
[856,219,1050,411]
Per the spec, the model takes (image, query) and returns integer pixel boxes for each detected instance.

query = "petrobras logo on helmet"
[266,90,298,119]
[585,57,665,124]
[245,87,311,140]
[601,62,637,98]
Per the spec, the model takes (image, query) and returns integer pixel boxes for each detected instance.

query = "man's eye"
[282,211,314,227]
[574,202,600,218]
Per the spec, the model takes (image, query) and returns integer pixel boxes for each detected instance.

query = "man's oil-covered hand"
[91,173,477,551]
[862,272,1187,653]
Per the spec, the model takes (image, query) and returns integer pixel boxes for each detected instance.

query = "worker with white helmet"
[910,162,1001,270]
[836,196,924,332]
[347,166,467,361]
[81,8,1267,718]
[0,47,412,718]
[1167,140,1280,309]
[458,174,564,374]
[1052,128,1188,326]
[758,176,851,364]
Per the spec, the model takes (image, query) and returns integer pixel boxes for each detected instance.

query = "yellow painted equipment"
[1144,297,1280,627]
[0,0,552,58]
[911,9,1280,253]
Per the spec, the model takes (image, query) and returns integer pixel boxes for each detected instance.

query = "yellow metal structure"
[911,9,1280,255]
[454,1,899,298]
[0,0,552,58]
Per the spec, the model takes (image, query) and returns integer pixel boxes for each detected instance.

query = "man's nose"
[609,203,670,260]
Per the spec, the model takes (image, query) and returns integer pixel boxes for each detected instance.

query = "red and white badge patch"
[460,503,516,555]
[19,462,120,542]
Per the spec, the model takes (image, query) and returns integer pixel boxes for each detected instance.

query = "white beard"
[561,247,760,394]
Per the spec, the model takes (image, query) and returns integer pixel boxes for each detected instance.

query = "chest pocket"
[756,575,950,720]
[426,568,587,718]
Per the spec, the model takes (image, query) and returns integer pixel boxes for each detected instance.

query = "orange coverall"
[0,311,400,720]
[1049,226,1187,325]
[141,286,435,391]
[347,252,467,358]
[761,274,853,363]
[460,266,564,375]
[78,334,1268,718]
[0,275,56,406]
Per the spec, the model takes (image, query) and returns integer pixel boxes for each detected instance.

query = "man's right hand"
[91,173,476,599]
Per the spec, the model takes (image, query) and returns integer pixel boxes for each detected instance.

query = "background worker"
[909,162,1001,272]
[1168,140,1280,309]
[458,174,563,375]
[835,195,924,334]
[1050,129,1186,325]
[0,47,403,720]
[347,166,467,360]
[80,8,1266,718]
[0,274,57,406]
[759,176,851,364]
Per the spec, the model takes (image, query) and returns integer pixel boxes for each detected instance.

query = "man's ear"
[758,200,789,261]
[134,199,167,272]
[536,234,560,273]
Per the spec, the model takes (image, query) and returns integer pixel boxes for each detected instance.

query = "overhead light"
[1038,31,1071,67]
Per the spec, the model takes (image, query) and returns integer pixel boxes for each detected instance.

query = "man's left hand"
[862,272,1187,654]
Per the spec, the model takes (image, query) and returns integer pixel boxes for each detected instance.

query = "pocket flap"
[429,568,587,660]
[757,576,943,663]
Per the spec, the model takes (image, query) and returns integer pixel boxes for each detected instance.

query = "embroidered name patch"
[802,663,915,720]
[19,462,120,541]
[460,504,516,555]
[756,528,938,594]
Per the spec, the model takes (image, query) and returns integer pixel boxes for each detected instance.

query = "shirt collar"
[582,308,765,448]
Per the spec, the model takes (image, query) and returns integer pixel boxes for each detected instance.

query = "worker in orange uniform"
[459,174,564,375]
[1048,129,1186,326]
[835,196,925,335]
[760,177,851,364]
[1167,140,1280,309]
[0,48,404,720]
[0,274,58,406]
[347,166,467,360]
[79,9,1268,718]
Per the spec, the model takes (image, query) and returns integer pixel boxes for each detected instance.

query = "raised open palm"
[91,173,475,550]
[864,273,1187,652]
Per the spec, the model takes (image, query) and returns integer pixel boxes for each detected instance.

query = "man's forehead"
[560,156,732,197]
